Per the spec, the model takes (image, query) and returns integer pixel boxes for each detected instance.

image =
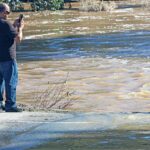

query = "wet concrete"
[0,112,150,150]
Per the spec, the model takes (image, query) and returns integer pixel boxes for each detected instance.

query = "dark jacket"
[0,18,17,62]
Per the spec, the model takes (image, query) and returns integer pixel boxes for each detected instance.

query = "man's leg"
[0,75,5,110]
[2,60,19,111]
[0,61,5,110]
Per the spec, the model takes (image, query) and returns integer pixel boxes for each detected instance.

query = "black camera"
[18,14,24,23]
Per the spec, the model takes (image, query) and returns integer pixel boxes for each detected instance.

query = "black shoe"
[5,107,22,112]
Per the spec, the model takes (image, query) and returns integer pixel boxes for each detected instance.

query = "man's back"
[0,18,17,62]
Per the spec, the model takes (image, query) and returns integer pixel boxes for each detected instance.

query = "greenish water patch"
[29,130,150,150]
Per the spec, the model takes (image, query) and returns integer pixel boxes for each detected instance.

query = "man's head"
[0,3,10,20]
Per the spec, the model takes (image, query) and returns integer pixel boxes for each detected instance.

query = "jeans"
[0,80,4,105]
[0,60,18,110]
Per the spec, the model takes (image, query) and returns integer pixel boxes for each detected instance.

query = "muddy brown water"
[9,8,150,112]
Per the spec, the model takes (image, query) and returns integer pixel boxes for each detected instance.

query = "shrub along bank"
[1,0,64,11]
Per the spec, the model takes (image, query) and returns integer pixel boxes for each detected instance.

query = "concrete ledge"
[0,112,150,150]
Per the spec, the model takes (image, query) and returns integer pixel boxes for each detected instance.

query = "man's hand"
[13,18,24,43]
[13,18,24,31]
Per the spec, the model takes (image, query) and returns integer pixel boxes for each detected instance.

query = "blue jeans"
[0,60,18,110]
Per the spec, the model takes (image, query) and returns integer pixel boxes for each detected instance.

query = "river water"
[7,6,150,150]
[10,7,150,112]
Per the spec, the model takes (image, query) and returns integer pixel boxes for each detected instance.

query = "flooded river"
[9,7,150,112]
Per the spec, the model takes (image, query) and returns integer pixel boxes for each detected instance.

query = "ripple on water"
[19,30,150,60]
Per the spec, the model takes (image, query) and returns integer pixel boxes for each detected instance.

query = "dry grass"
[79,0,117,11]
[79,0,150,11]
[19,73,76,112]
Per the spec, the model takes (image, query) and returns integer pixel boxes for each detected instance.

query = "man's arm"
[15,27,23,43]
[13,19,24,43]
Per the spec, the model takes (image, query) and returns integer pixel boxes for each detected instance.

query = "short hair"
[0,3,7,13]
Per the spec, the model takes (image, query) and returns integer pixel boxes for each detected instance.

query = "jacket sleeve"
[4,21,18,39]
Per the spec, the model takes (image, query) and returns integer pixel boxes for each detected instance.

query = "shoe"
[0,103,5,111]
[5,107,22,112]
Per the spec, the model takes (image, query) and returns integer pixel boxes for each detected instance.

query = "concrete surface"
[0,112,150,150]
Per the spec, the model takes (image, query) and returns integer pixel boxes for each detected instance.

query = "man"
[0,3,24,112]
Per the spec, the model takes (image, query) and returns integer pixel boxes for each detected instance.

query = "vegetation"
[30,0,64,11]
[1,0,150,12]
[30,81,74,112]
[80,0,150,12]
[3,0,24,11]
[80,0,117,11]
[1,0,64,11]
[19,74,76,112]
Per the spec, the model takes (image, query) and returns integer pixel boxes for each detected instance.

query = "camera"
[18,14,24,23]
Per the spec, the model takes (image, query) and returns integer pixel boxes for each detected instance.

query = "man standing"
[0,3,24,112]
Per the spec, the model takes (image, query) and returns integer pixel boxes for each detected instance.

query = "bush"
[3,0,24,12]
[80,0,117,12]
[50,0,64,10]
[2,0,64,11]
[31,0,64,11]
[19,74,76,112]
[31,0,47,11]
